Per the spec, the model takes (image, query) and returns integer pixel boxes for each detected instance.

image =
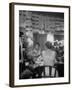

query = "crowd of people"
[19,35,64,79]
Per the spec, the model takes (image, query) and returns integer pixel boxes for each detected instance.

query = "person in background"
[55,44,64,77]
[42,41,58,77]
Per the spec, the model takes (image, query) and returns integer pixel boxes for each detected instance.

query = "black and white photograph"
[9,3,70,87]
[19,11,64,79]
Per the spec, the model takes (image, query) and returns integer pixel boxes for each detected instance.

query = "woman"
[31,42,44,78]
[42,41,58,77]
[21,42,44,79]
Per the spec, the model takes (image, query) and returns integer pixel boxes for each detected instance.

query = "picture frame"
[9,2,70,87]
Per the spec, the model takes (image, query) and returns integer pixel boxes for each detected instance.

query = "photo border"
[9,2,70,87]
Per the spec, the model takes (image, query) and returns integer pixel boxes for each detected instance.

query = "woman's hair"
[45,41,52,49]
